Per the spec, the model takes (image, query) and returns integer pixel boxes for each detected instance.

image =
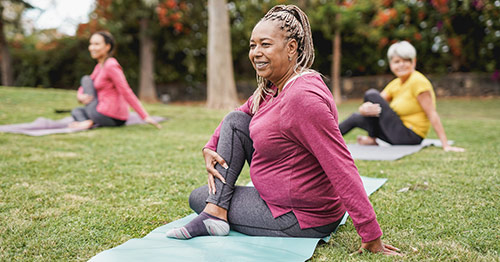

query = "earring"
[288,56,292,61]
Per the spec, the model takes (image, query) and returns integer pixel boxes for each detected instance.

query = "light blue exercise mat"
[88,176,387,262]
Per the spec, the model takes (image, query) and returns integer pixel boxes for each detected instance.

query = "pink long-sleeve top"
[205,73,382,242]
[78,58,149,120]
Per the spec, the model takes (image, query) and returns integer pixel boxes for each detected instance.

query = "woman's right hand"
[354,237,402,256]
[359,102,381,117]
[77,93,93,105]
[443,144,465,152]
[202,148,228,194]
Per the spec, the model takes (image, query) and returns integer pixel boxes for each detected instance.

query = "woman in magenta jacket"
[167,5,401,257]
[69,31,160,129]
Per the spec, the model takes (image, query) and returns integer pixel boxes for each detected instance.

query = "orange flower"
[414,32,422,41]
[431,0,449,13]
[165,0,177,9]
[378,37,389,48]
[170,12,181,22]
[372,9,397,27]
[447,37,462,56]
[382,0,393,7]
[174,22,183,32]
[418,11,425,21]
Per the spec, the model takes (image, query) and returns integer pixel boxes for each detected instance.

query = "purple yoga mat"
[0,112,167,136]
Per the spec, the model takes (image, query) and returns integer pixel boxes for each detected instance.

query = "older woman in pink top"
[69,31,160,129]
[167,5,400,256]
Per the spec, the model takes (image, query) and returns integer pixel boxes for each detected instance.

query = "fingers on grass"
[384,244,400,252]
[384,249,403,256]
[383,244,403,256]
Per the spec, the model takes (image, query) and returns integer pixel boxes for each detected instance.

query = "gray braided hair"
[250,5,315,114]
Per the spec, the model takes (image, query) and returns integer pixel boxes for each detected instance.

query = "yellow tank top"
[382,71,435,138]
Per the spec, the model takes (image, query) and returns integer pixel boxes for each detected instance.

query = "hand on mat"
[359,102,381,117]
[144,116,162,129]
[354,237,402,256]
[203,148,228,194]
[77,93,93,105]
[443,144,465,152]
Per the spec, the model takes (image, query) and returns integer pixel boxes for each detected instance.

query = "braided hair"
[251,5,315,113]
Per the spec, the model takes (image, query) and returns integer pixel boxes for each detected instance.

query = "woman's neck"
[399,70,414,83]
[97,56,109,65]
[274,67,299,92]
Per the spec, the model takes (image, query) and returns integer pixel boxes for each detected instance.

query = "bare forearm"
[429,112,449,147]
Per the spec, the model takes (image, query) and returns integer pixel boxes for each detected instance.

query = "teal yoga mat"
[89,176,387,262]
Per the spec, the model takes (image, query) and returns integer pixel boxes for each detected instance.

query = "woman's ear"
[287,39,298,58]
[105,44,112,54]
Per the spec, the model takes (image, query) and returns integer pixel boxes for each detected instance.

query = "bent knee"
[224,111,250,122]
[189,186,209,214]
[71,107,85,119]
[364,88,381,101]
[222,111,251,128]
[80,75,92,85]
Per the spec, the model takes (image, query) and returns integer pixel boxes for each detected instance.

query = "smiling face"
[389,55,416,79]
[249,20,297,87]
[88,34,111,62]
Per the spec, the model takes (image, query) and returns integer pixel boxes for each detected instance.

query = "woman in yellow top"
[339,41,464,152]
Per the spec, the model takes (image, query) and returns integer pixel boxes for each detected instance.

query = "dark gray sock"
[166,212,229,239]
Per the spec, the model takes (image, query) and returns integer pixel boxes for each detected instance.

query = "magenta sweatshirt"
[205,73,382,242]
[78,58,149,120]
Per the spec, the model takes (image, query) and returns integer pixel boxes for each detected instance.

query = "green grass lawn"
[0,86,499,261]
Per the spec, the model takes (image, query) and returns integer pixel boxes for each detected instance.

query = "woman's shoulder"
[291,71,328,93]
[286,72,332,104]
[410,71,431,84]
[102,57,122,69]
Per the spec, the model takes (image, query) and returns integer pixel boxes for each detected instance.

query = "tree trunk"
[138,18,159,103]
[331,13,342,105]
[207,0,239,110]
[0,13,14,86]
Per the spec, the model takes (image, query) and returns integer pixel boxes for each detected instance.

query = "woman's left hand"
[144,116,162,129]
[359,102,382,117]
[443,145,465,152]
[354,237,402,256]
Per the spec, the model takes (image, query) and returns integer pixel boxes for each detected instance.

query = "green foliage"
[306,0,500,76]
[11,37,94,89]
[5,0,500,95]
[0,87,499,261]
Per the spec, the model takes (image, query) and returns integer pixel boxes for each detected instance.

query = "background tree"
[206,0,239,109]
[310,0,377,103]
[0,0,33,86]
[4,0,498,100]
[87,0,196,102]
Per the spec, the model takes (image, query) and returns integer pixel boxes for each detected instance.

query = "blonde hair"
[250,5,315,114]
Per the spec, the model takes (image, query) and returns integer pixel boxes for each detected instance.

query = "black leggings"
[71,76,125,127]
[339,89,423,145]
[189,111,342,238]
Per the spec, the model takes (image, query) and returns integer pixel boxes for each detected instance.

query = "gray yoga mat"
[0,112,167,136]
[347,139,453,161]
[88,176,387,262]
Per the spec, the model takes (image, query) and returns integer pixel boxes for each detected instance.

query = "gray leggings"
[189,111,342,238]
[339,89,423,145]
[71,76,125,127]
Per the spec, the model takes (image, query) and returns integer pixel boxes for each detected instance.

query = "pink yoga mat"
[0,112,167,136]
